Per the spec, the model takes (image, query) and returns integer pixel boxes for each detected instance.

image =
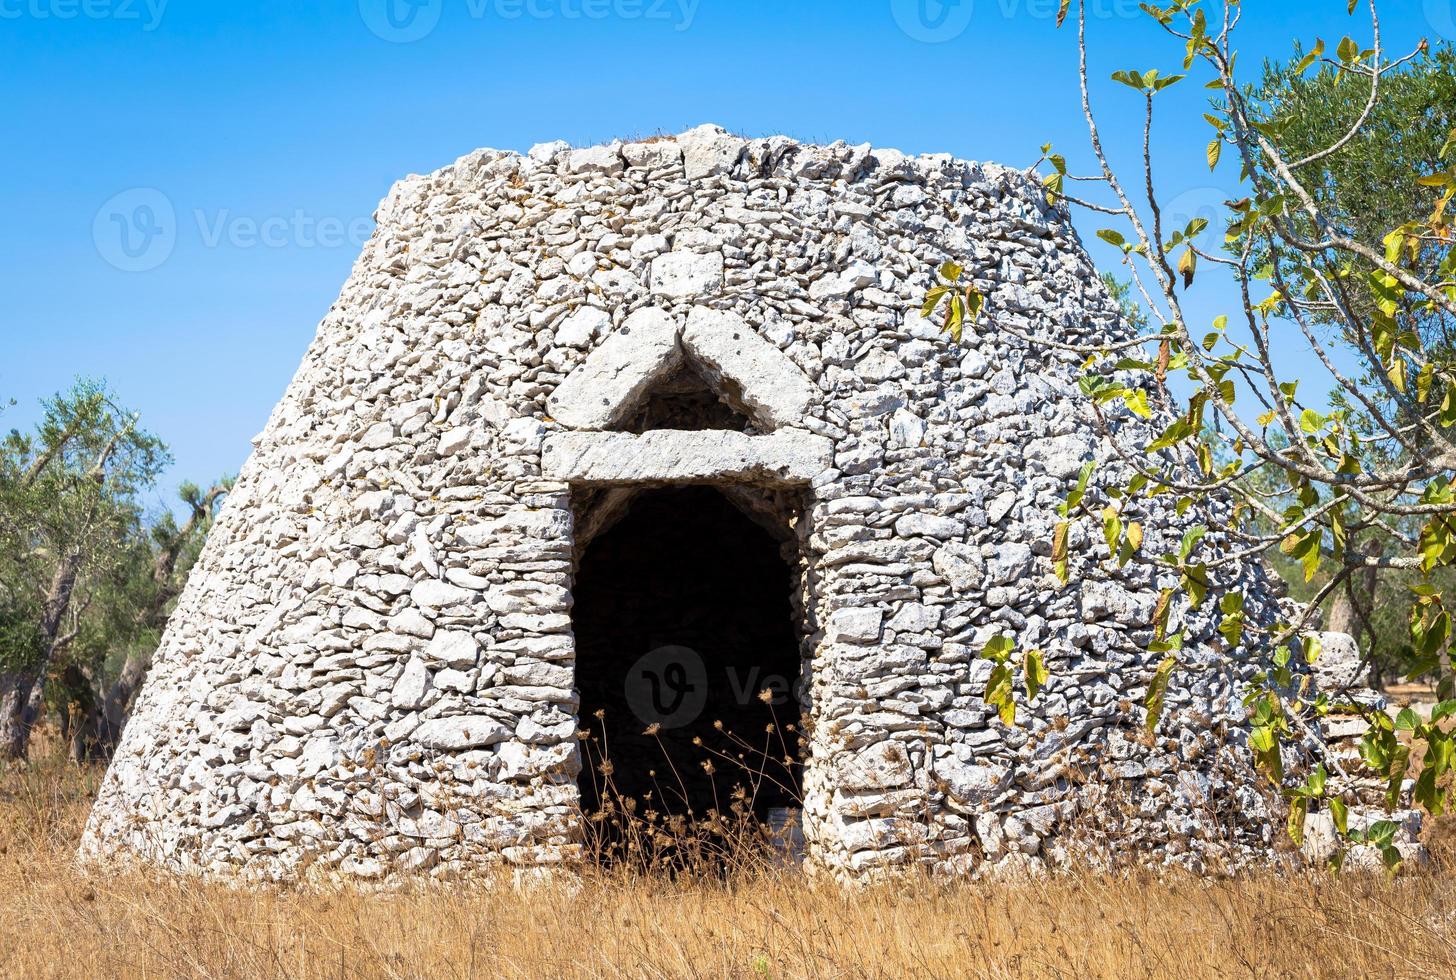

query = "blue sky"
[0,0,1444,512]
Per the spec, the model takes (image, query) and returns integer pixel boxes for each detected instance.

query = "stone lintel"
[541,429,831,486]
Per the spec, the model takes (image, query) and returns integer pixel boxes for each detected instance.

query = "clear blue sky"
[0,0,1443,512]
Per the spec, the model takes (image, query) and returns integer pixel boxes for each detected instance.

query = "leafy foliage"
[923,0,1456,871]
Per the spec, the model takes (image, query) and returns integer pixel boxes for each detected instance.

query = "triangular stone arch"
[547,306,817,432]
[543,306,829,488]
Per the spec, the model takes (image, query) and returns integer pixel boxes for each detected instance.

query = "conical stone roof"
[80,125,1291,882]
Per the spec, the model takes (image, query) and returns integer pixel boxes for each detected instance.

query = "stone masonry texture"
[81,125,1325,883]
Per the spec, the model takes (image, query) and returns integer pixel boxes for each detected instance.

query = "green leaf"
[1144,655,1177,732]
[1287,795,1308,847]
[982,633,1016,665]
[939,261,963,282]
[920,286,948,319]
[1178,526,1207,562]
[1294,39,1325,75]
[1102,505,1123,557]
[1206,137,1221,171]
[1024,649,1049,701]
[1111,69,1146,91]
[1052,521,1070,584]
[1061,461,1096,516]
[1430,699,1456,723]
[1329,797,1348,836]
[985,662,1016,728]
[1124,388,1152,419]
[1097,228,1127,248]
[1182,563,1209,608]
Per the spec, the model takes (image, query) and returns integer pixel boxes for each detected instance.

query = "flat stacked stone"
[80,125,1314,882]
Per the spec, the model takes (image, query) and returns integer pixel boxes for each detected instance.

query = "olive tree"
[924,0,1456,865]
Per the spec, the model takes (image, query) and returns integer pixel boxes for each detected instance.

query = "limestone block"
[564,144,623,176]
[839,740,914,792]
[411,580,474,609]
[546,307,681,430]
[414,716,512,751]
[650,250,724,299]
[828,607,883,644]
[555,306,609,348]
[541,429,832,486]
[391,656,431,709]
[425,630,479,669]
[682,307,817,429]
[677,123,744,179]
[1310,631,1365,691]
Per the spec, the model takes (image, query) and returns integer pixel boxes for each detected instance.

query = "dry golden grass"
[4,737,1456,979]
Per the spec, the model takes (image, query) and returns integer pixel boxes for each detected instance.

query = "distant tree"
[0,381,226,761]
[1243,43,1456,677]
[62,479,227,761]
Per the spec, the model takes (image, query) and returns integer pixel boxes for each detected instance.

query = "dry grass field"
[3,736,1456,979]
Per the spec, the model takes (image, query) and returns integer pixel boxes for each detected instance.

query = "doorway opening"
[572,485,804,861]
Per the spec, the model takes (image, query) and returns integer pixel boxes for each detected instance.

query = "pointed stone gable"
[543,306,829,486]
[547,306,818,433]
[546,307,681,430]
[681,308,817,430]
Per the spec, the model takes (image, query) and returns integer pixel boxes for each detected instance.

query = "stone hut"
[81,125,1304,882]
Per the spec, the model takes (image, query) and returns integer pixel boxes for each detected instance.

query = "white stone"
[682,307,817,430]
[840,740,913,791]
[565,144,623,176]
[828,607,882,644]
[541,429,832,486]
[426,630,479,668]
[438,427,472,456]
[650,250,724,299]
[414,716,512,751]
[547,307,681,430]
[677,123,743,179]
[391,656,431,709]
[556,306,609,348]
[411,580,473,609]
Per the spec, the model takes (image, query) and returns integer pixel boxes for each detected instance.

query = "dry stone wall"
[83,125,1303,882]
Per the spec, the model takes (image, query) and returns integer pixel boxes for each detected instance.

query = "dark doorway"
[573,486,802,849]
